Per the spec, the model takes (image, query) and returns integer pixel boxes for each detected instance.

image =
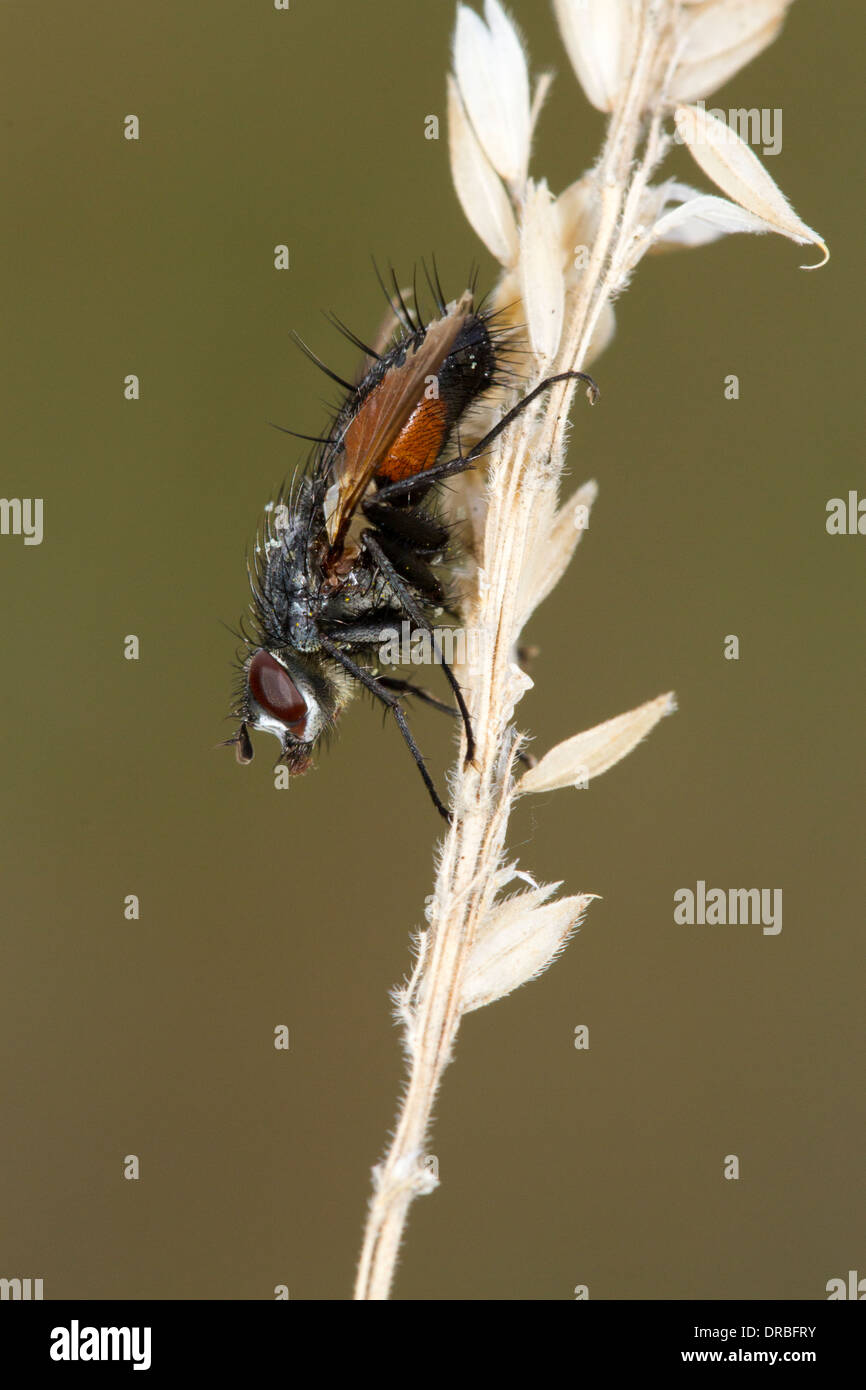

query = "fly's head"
[232,647,332,776]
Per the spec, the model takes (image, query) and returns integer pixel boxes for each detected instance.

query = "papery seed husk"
[461,890,593,1013]
[675,104,828,266]
[448,75,519,266]
[517,692,677,795]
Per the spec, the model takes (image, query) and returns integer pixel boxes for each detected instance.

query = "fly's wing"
[325,292,473,554]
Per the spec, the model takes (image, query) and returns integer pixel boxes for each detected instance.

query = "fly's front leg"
[317,632,451,822]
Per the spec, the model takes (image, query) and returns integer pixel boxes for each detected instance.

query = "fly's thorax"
[253,483,319,647]
[286,599,321,652]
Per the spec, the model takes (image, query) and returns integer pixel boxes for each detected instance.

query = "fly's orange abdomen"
[375,396,449,482]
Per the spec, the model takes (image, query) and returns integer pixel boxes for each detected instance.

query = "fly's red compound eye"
[248,650,307,732]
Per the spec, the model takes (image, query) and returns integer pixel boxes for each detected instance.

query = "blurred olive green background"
[1,0,862,1301]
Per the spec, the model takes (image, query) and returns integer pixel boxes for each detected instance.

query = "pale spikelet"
[670,0,793,103]
[518,693,677,796]
[453,0,531,190]
[649,189,787,250]
[556,175,600,271]
[448,74,519,265]
[356,0,827,1301]
[519,178,566,361]
[675,104,829,266]
[518,479,597,627]
[552,0,637,112]
[461,887,595,1013]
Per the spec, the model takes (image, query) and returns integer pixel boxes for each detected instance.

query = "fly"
[226,266,598,820]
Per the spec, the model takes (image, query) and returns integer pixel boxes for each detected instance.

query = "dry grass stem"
[354,0,825,1300]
